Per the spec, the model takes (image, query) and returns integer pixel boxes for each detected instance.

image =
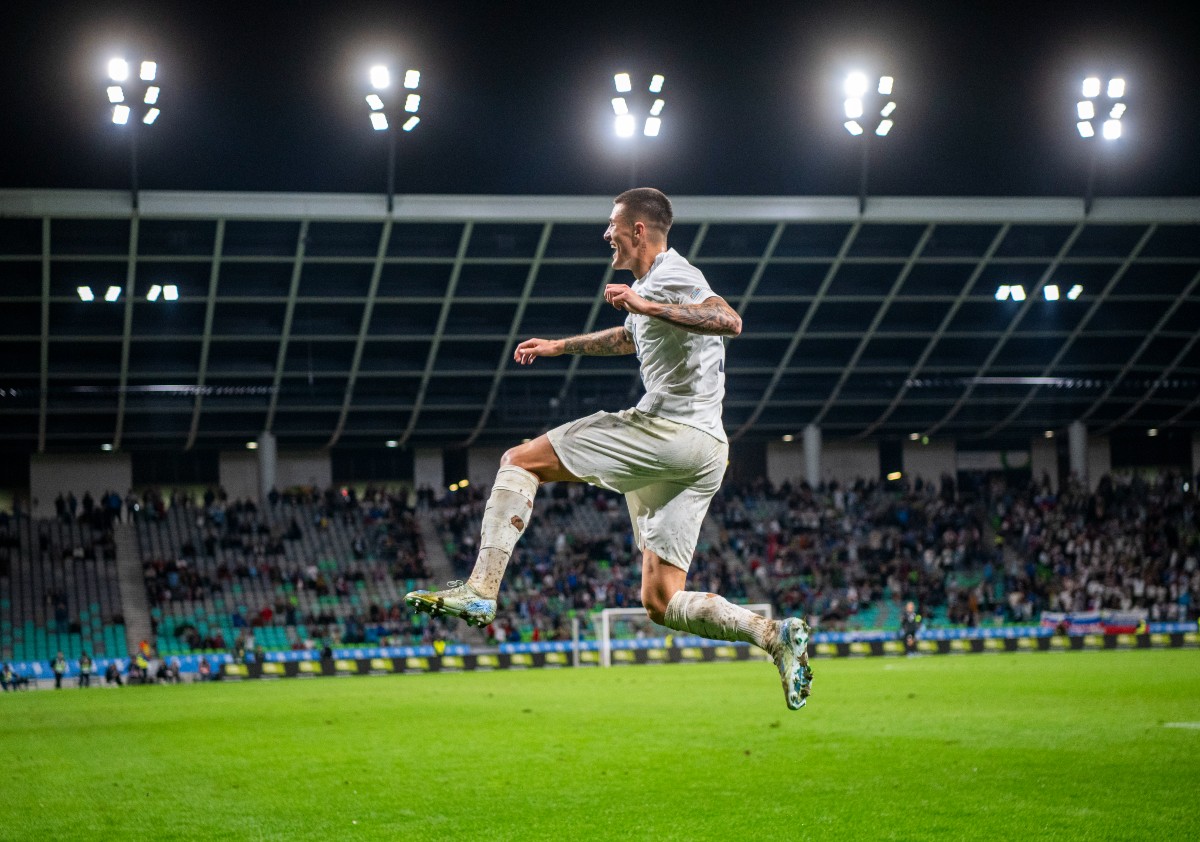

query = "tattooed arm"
[604,284,742,337]
[513,326,634,365]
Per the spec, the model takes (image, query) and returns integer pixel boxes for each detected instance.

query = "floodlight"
[108,58,129,81]
[1082,77,1101,98]
[365,94,384,110]
[246,441,258,450]
[875,120,893,136]
[887,471,902,481]
[1147,428,1158,437]
[139,61,156,81]
[611,97,628,115]
[1067,284,1083,300]
[370,112,389,130]
[112,104,130,124]
[107,86,124,103]
[908,432,920,441]
[844,97,863,119]
[404,69,420,89]
[1102,119,1121,140]
[880,101,896,117]
[615,112,635,137]
[644,116,661,137]
[844,120,864,135]
[146,284,162,301]
[1110,103,1125,119]
[1107,78,1125,98]
[370,65,390,90]
[845,71,868,98]
[163,284,179,300]
[994,285,1011,301]
[404,93,420,113]
[1077,121,1094,138]
[402,116,419,131]
[781,434,794,442]
[144,86,159,104]
[614,72,631,92]
[1077,100,1094,120]
[143,108,159,125]
[878,76,894,95]
[77,286,95,302]
[1044,430,1054,438]
[649,98,665,116]
[101,443,113,451]
[1044,284,1060,301]
[649,74,664,93]
[385,440,398,448]
[104,285,121,302]
[1010,284,1026,301]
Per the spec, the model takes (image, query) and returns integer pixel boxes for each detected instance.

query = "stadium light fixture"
[77,286,95,302]
[1044,284,1060,301]
[385,439,398,448]
[886,471,903,482]
[146,284,162,301]
[245,441,258,450]
[1044,430,1055,438]
[100,443,114,451]
[1147,428,1158,437]
[609,71,666,185]
[1067,284,1083,300]
[163,284,179,300]
[1075,73,1128,213]
[105,53,163,210]
[363,62,423,210]
[841,70,897,213]
[1010,284,1026,301]
[108,58,129,81]
[781,434,794,442]
[995,285,1011,301]
[104,285,121,302]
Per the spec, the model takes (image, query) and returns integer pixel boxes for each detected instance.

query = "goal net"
[596,603,773,667]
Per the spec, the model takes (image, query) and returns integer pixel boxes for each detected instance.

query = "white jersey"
[623,248,728,442]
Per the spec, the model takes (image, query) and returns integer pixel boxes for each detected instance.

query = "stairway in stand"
[113,522,154,656]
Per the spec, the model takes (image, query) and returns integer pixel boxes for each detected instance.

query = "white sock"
[466,465,539,599]
[663,591,779,653]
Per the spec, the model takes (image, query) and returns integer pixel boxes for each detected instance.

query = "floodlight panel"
[107,86,125,103]
[365,94,384,111]
[1067,284,1083,300]
[649,98,664,116]
[140,60,156,81]
[143,108,160,125]
[844,120,863,136]
[1110,103,1125,119]
[1077,121,1094,138]
[370,112,389,130]
[1010,284,1026,301]
[108,58,129,81]
[878,75,894,95]
[1102,119,1121,139]
[649,74,664,93]
[104,285,121,302]
[404,93,420,113]
[880,101,896,117]
[144,86,160,105]
[163,285,179,300]
[644,116,661,137]
[1043,284,1060,301]
[844,97,863,119]
[77,286,95,302]
[845,71,868,98]
[615,113,635,137]
[1107,77,1125,98]
[611,97,628,115]
[1082,77,1100,98]
[370,65,390,90]
[112,104,130,124]
[147,284,162,301]
[404,69,420,89]
[402,115,420,131]
[875,119,893,136]
[614,72,631,93]
[1077,100,1094,120]
[995,285,1011,301]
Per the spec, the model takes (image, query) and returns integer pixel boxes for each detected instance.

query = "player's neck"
[628,243,668,280]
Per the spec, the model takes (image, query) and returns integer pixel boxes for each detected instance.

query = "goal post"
[597,603,774,667]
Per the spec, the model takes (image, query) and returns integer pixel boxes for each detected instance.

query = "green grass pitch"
[3,649,1198,841]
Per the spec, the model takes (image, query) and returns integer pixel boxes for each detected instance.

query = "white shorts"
[546,408,728,572]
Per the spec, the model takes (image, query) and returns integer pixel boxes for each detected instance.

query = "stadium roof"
[1,189,1198,453]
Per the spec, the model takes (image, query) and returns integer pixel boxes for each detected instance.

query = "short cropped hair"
[613,187,673,236]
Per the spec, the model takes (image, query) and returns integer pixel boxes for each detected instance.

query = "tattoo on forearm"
[562,326,636,356]
[654,299,742,336]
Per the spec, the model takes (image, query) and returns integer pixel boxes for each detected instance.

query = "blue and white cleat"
[773,617,813,710]
[405,580,497,628]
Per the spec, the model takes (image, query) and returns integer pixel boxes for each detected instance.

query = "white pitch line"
[1163,722,1200,729]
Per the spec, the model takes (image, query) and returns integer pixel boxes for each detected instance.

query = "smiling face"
[604,203,639,272]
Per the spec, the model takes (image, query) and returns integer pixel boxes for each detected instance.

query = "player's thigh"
[502,434,581,483]
[626,476,721,573]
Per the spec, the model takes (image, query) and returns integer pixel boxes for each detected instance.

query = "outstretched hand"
[604,283,656,315]
[514,337,563,365]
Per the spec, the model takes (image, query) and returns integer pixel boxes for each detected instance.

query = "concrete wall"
[413,449,444,493]
[768,440,881,488]
[467,448,505,489]
[902,440,956,486]
[1030,436,1058,491]
[1087,436,1111,491]
[29,454,133,518]
[276,451,332,492]
[1193,433,1200,479]
[219,451,259,502]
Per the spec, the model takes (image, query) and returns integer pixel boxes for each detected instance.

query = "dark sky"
[3,0,1198,198]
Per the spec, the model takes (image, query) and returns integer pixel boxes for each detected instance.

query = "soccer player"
[406,188,812,710]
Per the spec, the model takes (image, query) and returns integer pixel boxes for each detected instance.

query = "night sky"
[3,0,1198,199]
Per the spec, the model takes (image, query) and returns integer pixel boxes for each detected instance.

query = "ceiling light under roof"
[77,286,95,302]
[1010,284,1027,301]
[1044,284,1060,301]
[1067,284,1083,300]
[146,284,162,301]
[163,284,179,301]
[104,285,121,302]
